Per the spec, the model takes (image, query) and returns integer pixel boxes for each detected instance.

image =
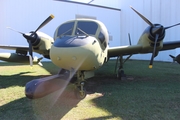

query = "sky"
[69,0,120,9]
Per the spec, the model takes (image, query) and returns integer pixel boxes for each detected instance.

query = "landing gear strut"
[115,55,133,80]
[117,68,126,79]
[116,56,126,79]
[115,33,133,79]
[75,82,87,99]
[74,71,87,99]
[59,69,92,99]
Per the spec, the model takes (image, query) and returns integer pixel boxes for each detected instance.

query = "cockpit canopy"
[54,19,109,49]
[56,21,98,37]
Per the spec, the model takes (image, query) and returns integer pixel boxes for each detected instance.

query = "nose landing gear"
[74,82,87,99]
[74,71,87,99]
[58,69,93,100]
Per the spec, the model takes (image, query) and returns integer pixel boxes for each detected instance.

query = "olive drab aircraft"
[1,7,180,99]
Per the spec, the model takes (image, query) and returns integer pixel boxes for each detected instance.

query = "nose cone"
[50,36,99,70]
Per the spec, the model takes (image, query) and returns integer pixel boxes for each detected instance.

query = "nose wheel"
[74,82,87,99]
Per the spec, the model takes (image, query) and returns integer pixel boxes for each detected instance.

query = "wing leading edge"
[108,45,142,57]
[0,45,29,51]
[108,41,180,58]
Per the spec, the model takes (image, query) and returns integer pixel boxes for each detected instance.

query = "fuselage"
[50,19,109,71]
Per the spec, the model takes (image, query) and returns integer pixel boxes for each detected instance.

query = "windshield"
[57,22,74,37]
[76,21,98,35]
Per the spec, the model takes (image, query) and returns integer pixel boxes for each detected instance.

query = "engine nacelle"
[32,32,54,57]
[0,53,41,64]
[137,24,165,54]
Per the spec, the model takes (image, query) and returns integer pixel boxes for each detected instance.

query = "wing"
[108,45,142,57]
[108,41,180,58]
[161,41,180,51]
[0,45,29,51]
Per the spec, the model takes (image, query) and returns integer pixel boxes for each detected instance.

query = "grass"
[0,60,180,120]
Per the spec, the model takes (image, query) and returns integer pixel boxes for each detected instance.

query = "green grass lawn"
[0,60,180,120]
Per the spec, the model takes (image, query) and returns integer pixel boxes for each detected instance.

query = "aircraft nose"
[50,36,99,70]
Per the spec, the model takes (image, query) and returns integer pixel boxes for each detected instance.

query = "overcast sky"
[69,0,120,8]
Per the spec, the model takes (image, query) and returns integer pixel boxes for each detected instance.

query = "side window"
[98,32,107,49]
[98,32,105,43]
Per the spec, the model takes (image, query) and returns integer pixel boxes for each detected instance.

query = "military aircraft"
[1,7,180,99]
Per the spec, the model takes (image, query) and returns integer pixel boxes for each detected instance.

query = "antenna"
[88,0,94,4]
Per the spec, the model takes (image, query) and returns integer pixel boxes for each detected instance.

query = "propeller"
[169,54,176,63]
[8,14,54,67]
[169,54,180,64]
[6,27,24,35]
[130,6,180,68]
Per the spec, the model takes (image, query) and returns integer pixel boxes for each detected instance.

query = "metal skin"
[1,7,180,99]
[25,19,109,99]
[25,17,167,99]
[137,25,164,53]
[30,31,54,58]
[50,19,109,71]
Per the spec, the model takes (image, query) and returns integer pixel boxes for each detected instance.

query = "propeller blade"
[37,57,43,66]
[32,56,43,66]
[149,34,159,68]
[169,55,175,59]
[130,6,154,27]
[38,61,43,67]
[28,41,33,67]
[128,33,132,45]
[29,55,33,68]
[169,54,176,63]
[28,41,33,56]
[165,23,180,29]
[6,27,24,35]
[35,14,54,32]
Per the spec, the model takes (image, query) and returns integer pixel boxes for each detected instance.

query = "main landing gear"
[115,55,132,80]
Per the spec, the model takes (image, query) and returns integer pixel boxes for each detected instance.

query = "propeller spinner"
[130,6,180,68]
